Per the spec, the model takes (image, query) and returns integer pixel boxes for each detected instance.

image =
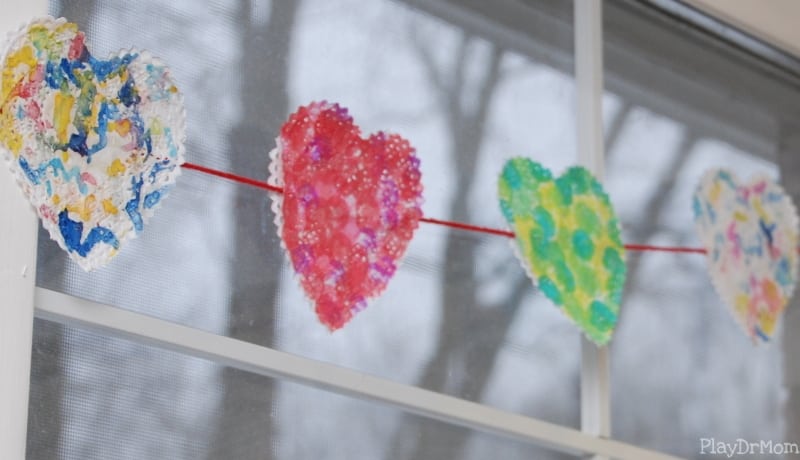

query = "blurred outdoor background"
[28,0,800,458]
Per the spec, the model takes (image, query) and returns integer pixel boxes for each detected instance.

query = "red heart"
[271,102,423,330]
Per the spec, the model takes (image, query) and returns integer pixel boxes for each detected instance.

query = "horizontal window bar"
[34,288,683,460]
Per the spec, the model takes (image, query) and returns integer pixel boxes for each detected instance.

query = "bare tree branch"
[385,30,547,460]
[207,1,299,459]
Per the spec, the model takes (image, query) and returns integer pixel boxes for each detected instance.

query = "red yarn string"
[183,162,283,194]
[183,162,708,255]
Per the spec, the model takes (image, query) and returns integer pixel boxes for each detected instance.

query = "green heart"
[498,158,626,345]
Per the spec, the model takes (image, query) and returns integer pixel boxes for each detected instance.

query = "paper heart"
[693,170,799,342]
[0,17,185,270]
[269,101,423,330]
[498,158,625,345]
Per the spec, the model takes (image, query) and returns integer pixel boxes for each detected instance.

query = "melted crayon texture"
[0,17,185,270]
[498,158,625,345]
[272,101,423,330]
[58,209,119,257]
[693,170,799,342]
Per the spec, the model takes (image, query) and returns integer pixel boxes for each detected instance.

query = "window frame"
[3,1,793,459]
[1,3,45,459]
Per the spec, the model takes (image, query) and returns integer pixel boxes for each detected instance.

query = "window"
[31,0,584,458]
[3,0,798,459]
[603,1,800,457]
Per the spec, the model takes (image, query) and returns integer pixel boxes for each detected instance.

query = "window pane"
[603,1,800,457]
[32,0,580,457]
[27,319,581,460]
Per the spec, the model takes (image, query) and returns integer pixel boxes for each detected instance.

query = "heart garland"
[693,169,799,342]
[0,17,185,270]
[269,101,423,330]
[3,18,796,343]
[498,158,626,345]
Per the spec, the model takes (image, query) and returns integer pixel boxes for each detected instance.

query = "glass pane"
[603,1,800,457]
[32,0,580,456]
[27,318,580,460]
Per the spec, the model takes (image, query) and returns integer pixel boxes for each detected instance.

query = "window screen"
[31,0,581,459]
[28,318,581,460]
[604,1,800,457]
[30,0,800,459]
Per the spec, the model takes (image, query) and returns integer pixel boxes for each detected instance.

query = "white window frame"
[1,4,46,460]
[2,1,795,459]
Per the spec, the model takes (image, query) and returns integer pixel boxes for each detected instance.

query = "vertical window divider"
[0,163,39,459]
[575,0,612,456]
[0,6,46,460]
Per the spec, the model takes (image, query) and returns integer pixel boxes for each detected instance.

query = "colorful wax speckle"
[693,170,799,342]
[269,101,423,330]
[498,158,625,345]
[0,17,185,270]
